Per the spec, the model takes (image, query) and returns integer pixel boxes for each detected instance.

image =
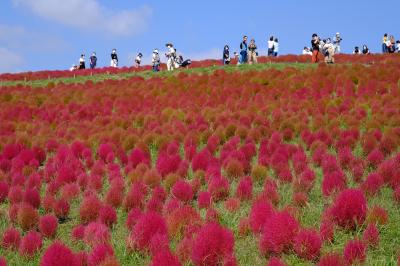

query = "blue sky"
[0,0,399,73]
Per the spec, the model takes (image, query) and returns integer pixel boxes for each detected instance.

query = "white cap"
[154,49,159,54]
[336,32,340,35]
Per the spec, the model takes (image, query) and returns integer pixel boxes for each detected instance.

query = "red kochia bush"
[129,211,167,252]
[87,243,116,266]
[99,204,117,228]
[331,189,367,230]
[150,249,182,266]
[17,203,39,231]
[198,191,212,209]
[293,229,322,261]
[2,227,21,250]
[249,200,274,234]
[172,180,194,203]
[79,195,102,224]
[191,223,235,266]
[343,239,366,265]
[363,223,380,247]
[259,211,300,255]
[19,231,42,257]
[40,241,79,266]
[39,214,58,238]
[83,222,111,247]
[207,176,230,202]
[236,176,253,201]
[317,253,345,266]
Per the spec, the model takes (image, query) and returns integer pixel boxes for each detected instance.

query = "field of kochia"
[0,54,399,265]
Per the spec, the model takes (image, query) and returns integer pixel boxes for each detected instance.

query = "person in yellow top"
[382,33,388,53]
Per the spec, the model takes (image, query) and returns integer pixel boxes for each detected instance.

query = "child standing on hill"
[248,39,258,64]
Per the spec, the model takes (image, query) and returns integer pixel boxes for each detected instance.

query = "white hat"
[153,49,159,54]
[336,32,340,35]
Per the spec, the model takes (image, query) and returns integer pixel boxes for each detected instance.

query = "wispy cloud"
[0,24,69,52]
[0,47,24,73]
[12,0,152,37]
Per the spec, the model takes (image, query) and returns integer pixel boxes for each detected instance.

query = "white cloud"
[12,0,152,37]
[0,24,69,52]
[0,47,24,73]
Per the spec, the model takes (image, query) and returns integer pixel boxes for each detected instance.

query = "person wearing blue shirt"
[239,36,248,64]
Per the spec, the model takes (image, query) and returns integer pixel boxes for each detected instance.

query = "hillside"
[0,56,399,265]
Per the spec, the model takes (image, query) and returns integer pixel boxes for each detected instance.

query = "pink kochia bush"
[191,223,235,266]
[19,231,42,257]
[40,241,79,266]
[150,249,182,266]
[293,229,322,261]
[128,211,167,252]
[259,211,300,256]
[2,227,21,250]
[249,200,274,234]
[343,239,366,265]
[39,214,58,238]
[331,189,367,230]
[172,180,194,203]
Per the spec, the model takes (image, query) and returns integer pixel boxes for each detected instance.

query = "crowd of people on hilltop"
[70,33,400,71]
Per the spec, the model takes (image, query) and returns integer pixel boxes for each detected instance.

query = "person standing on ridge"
[223,45,231,65]
[239,35,248,64]
[248,39,258,64]
[111,49,118,67]
[152,49,161,72]
[267,36,275,56]
[333,32,342,53]
[311,33,320,63]
[273,38,279,57]
[382,34,388,53]
[135,53,143,68]
[362,45,370,54]
[165,43,177,71]
[79,54,86,70]
[89,52,97,69]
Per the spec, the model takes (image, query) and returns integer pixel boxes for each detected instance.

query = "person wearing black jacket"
[311,34,320,63]
[223,45,230,65]
[110,49,118,67]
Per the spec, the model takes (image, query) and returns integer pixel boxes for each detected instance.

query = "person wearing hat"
[165,43,177,71]
[333,32,342,53]
[90,52,97,69]
[110,49,118,68]
[79,54,86,70]
[152,49,161,72]
[135,53,143,68]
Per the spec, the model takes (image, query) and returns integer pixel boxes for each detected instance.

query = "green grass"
[0,62,314,88]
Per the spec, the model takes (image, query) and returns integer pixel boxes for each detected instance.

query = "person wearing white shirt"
[333,32,342,53]
[165,43,177,71]
[152,49,161,72]
[396,41,400,53]
[267,36,274,56]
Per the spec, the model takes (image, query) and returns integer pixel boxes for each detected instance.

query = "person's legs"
[312,50,319,63]
[254,53,258,64]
